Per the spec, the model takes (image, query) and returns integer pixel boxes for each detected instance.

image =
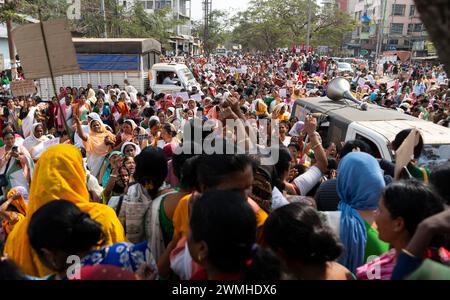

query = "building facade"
[123,0,197,55]
[349,0,429,57]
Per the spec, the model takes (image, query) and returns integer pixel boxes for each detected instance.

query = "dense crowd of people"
[0,50,449,280]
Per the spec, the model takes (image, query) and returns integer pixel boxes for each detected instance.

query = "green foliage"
[231,0,357,52]
[193,9,231,53]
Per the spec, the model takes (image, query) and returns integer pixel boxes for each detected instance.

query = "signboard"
[12,19,80,80]
[175,92,190,102]
[43,137,61,151]
[191,93,202,102]
[11,80,36,97]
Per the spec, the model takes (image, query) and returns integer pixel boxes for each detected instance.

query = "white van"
[149,63,201,95]
[292,97,450,169]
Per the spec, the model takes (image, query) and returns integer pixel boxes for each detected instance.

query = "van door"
[346,123,392,160]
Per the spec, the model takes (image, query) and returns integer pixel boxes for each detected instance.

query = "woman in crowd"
[102,165,130,205]
[74,116,115,178]
[93,96,112,129]
[118,148,174,263]
[188,190,280,280]
[4,144,126,277]
[278,120,291,147]
[121,142,141,158]
[264,203,353,280]
[22,123,52,162]
[160,123,180,159]
[114,119,136,150]
[99,151,123,188]
[0,187,28,242]
[334,152,389,273]
[122,156,136,182]
[356,180,445,279]
[28,200,156,280]
[73,94,91,123]
[0,130,34,193]
[132,126,149,150]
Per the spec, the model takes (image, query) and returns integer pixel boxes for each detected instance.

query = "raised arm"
[74,116,88,142]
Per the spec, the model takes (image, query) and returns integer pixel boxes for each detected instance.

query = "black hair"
[189,190,280,279]
[264,203,343,265]
[149,119,160,129]
[288,143,300,152]
[133,147,168,198]
[192,152,255,192]
[430,162,450,205]
[0,260,25,280]
[2,129,14,139]
[383,180,445,237]
[273,147,292,191]
[162,123,177,137]
[339,139,372,159]
[130,103,138,110]
[28,200,104,260]
[392,129,424,159]
[171,142,200,190]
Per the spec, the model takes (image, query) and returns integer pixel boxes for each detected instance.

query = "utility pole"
[203,0,212,54]
[306,0,312,54]
[100,0,108,38]
[375,0,388,61]
[5,0,17,80]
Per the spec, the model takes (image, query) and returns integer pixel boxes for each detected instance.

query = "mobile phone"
[12,146,18,153]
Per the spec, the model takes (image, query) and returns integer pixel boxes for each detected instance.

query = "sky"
[190,0,323,21]
[191,0,251,21]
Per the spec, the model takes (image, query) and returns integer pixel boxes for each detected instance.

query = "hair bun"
[308,227,343,263]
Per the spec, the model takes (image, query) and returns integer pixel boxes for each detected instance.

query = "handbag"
[0,157,13,188]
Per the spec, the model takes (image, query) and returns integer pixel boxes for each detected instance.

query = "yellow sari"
[4,144,126,277]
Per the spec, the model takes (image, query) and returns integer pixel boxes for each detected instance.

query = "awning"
[383,51,411,62]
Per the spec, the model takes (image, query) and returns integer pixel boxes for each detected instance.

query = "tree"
[231,0,356,52]
[193,9,231,54]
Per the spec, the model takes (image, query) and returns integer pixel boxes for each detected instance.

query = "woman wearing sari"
[0,186,28,241]
[4,144,126,277]
[0,131,34,194]
[73,94,91,123]
[22,123,52,162]
[74,116,116,178]
[330,152,389,273]
[114,119,136,151]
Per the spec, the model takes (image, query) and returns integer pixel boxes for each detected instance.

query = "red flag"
[298,71,303,82]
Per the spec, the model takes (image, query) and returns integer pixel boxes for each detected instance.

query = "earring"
[197,255,203,263]
[145,181,154,190]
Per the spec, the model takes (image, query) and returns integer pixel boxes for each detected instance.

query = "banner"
[11,80,36,97]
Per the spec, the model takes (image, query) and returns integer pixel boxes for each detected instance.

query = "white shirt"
[271,187,290,210]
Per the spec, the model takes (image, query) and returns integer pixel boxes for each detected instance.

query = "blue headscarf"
[337,152,385,273]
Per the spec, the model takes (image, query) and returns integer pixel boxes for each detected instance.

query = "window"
[355,134,382,159]
[155,0,171,9]
[390,23,404,35]
[409,5,415,16]
[389,39,399,45]
[407,23,414,34]
[414,23,423,32]
[361,26,370,33]
[144,0,154,9]
[392,4,406,16]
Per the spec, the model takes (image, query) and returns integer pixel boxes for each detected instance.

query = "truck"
[37,38,161,100]
[292,96,450,170]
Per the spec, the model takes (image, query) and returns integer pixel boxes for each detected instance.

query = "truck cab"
[292,96,450,169]
[150,63,201,95]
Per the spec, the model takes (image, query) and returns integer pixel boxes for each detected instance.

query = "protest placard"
[176,92,190,102]
[12,20,80,79]
[43,137,61,150]
[11,80,36,97]
[279,88,287,98]
[191,93,202,102]
[358,77,367,87]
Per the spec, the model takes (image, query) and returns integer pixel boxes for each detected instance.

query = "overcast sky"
[190,0,323,21]
[191,0,251,21]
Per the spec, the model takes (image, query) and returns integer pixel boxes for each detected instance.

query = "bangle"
[110,175,118,178]
[312,143,322,150]
[401,249,416,258]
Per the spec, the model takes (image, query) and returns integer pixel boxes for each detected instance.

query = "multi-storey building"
[122,0,197,55]
[350,0,428,57]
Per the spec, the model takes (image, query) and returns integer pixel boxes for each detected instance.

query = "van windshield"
[179,67,194,82]
[417,144,450,170]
